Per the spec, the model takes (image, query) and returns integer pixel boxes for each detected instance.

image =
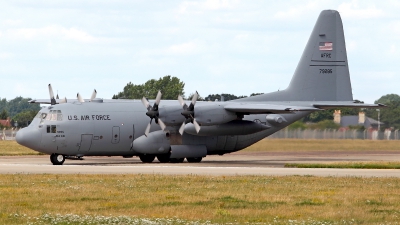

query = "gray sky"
[1,0,399,103]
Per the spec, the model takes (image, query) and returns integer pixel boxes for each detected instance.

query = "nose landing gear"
[50,153,65,165]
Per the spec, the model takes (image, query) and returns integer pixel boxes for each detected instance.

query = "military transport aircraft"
[16,10,384,165]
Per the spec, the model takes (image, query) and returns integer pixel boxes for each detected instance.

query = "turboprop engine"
[194,105,237,126]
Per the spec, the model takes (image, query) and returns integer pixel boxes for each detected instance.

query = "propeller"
[76,89,96,103]
[141,91,166,137]
[48,84,67,105]
[178,91,200,135]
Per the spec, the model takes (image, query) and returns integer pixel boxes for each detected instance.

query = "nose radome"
[16,128,41,150]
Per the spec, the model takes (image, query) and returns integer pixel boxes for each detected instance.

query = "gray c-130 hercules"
[17,10,384,165]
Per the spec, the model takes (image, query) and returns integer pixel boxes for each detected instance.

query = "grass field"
[1,174,400,224]
[286,161,400,169]
[2,139,400,156]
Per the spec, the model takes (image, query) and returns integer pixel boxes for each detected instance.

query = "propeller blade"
[145,123,151,137]
[90,89,97,101]
[158,118,166,131]
[178,95,186,107]
[141,97,150,109]
[56,94,59,99]
[59,97,67,104]
[191,91,198,105]
[48,84,56,105]
[48,84,54,99]
[77,93,85,103]
[193,118,201,133]
[155,91,162,105]
[179,122,185,135]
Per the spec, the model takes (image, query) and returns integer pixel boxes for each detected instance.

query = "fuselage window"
[51,125,56,133]
[47,125,51,133]
[41,113,47,124]
[57,110,63,121]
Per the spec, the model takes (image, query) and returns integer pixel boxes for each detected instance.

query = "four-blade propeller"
[48,84,67,105]
[141,91,166,137]
[178,91,200,135]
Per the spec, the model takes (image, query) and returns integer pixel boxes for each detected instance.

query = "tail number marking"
[319,69,332,74]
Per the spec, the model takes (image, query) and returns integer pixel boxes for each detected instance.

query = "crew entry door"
[79,134,93,152]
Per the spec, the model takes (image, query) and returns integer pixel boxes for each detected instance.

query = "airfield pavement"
[0,151,400,177]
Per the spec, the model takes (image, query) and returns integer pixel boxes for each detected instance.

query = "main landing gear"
[50,153,65,165]
[138,154,203,163]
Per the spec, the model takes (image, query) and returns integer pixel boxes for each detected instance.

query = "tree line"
[0,97,40,128]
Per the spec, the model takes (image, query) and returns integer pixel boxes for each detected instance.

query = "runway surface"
[1,151,399,177]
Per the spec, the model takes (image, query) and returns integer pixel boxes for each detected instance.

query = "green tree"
[0,97,40,118]
[113,75,185,100]
[13,110,38,128]
[365,94,400,129]
[250,93,264,96]
[0,109,8,119]
[204,94,247,101]
[287,120,307,130]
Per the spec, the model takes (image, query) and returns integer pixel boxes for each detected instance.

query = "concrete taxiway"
[0,151,399,177]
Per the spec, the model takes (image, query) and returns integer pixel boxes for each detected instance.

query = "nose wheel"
[50,153,65,165]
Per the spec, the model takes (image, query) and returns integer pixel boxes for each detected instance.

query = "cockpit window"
[57,110,63,121]
[45,110,63,121]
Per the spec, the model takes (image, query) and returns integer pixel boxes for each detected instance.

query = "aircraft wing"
[29,99,68,104]
[224,103,322,114]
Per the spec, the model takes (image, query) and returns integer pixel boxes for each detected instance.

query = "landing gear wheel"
[186,157,203,163]
[157,154,170,163]
[50,153,65,165]
[169,158,184,163]
[139,155,155,163]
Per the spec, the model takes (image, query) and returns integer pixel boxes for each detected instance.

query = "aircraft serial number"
[321,53,331,58]
[67,115,111,121]
[319,69,332,74]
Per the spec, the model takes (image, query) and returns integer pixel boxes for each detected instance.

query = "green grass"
[285,161,400,169]
[1,174,400,224]
[0,141,42,155]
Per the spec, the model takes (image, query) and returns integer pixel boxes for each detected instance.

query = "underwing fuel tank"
[132,130,170,154]
[184,120,270,136]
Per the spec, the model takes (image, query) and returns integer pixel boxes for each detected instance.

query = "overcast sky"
[1,0,399,103]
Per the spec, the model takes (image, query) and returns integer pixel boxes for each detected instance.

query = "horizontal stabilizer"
[313,102,386,109]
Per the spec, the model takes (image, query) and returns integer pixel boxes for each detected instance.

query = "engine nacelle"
[184,120,270,136]
[132,130,170,154]
[266,114,287,126]
[158,105,185,126]
[195,105,237,126]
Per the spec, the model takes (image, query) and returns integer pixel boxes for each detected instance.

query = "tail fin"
[242,10,353,102]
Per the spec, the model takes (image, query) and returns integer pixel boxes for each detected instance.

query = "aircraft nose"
[16,128,41,150]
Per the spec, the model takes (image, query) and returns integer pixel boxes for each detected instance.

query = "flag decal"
[319,42,333,51]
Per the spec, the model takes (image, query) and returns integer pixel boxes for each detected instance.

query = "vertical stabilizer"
[238,10,353,102]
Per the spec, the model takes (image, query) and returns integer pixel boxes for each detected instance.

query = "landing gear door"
[79,134,93,152]
[112,126,120,144]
